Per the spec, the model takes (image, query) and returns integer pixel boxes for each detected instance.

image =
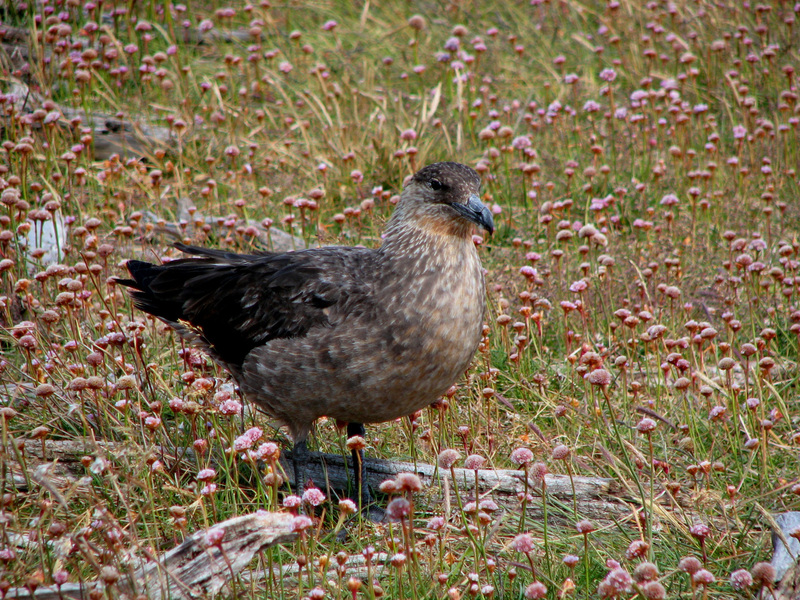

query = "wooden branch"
[280,450,632,524]
[774,563,800,600]
[11,438,649,526]
[6,512,296,600]
[2,79,170,160]
[769,512,800,600]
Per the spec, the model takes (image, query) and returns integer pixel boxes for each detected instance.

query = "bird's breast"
[374,235,486,400]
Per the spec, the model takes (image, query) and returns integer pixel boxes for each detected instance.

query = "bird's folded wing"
[122,245,373,367]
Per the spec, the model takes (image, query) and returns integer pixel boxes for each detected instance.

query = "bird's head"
[395,162,494,237]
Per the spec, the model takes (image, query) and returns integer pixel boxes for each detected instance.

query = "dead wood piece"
[131,511,297,599]
[769,512,800,600]
[773,563,800,600]
[6,439,158,497]
[56,105,173,159]
[2,80,172,159]
[281,450,631,524]
[7,512,296,600]
[241,551,389,586]
[11,438,631,525]
[0,26,29,44]
[143,200,310,252]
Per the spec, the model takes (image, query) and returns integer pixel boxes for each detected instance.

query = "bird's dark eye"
[429,179,443,191]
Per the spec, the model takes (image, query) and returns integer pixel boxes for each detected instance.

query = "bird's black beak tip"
[451,193,495,235]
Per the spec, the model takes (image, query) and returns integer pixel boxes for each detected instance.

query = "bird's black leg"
[346,422,371,509]
[292,438,308,497]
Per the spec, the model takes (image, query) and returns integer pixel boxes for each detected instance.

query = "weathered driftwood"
[6,511,297,600]
[0,23,252,75]
[10,438,629,524]
[773,562,800,600]
[142,197,309,253]
[281,450,631,524]
[768,512,800,600]
[3,79,171,160]
[242,552,390,588]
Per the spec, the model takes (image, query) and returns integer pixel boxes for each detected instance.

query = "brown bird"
[117,162,493,513]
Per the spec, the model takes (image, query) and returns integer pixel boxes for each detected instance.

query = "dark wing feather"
[118,245,372,368]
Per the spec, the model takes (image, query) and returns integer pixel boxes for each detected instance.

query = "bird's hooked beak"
[451,194,495,235]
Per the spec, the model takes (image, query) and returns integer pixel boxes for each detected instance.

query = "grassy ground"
[2,0,800,597]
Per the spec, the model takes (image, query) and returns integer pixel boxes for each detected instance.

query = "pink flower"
[386,497,411,520]
[576,520,595,534]
[626,540,650,560]
[283,495,302,509]
[730,569,753,591]
[257,442,280,460]
[395,472,423,492]
[531,462,548,480]
[636,418,657,433]
[219,399,242,415]
[390,552,407,567]
[563,554,579,567]
[583,100,601,112]
[427,516,445,530]
[197,468,216,481]
[292,515,313,532]
[438,449,461,469]
[524,582,547,599]
[233,427,262,451]
[569,279,588,293]
[660,193,679,206]
[444,37,460,51]
[599,68,617,82]
[204,527,224,547]
[679,556,702,574]
[586,369,612,386]
[601,568,632,594]
[302,487,326,506]
[510,447,533,466]
[511,533,535,553]
[693,570,715,586]
[690,523,710,539]
[511,135,531,149]
[465,454,485,470]
[245,427,263,442]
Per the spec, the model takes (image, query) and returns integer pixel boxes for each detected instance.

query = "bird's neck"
[381,202,474,254]
[380,220,474,261]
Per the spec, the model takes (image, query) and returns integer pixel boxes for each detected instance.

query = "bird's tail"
[116,243,254,323]
[116,258,194,324]
[115,245,264,367]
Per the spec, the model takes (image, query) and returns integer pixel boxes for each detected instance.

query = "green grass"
[1,0,800,598]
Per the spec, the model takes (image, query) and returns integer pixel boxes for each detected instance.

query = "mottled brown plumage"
[118,162,493,511]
